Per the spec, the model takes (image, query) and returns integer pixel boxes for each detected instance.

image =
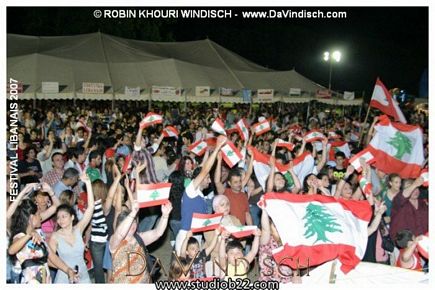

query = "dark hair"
[9,199,38,246]
[187,237,199,248]
[116,209,137,229]
[73,147,85,159]
[273,172,289,193]
[56,204,78,227]
[387,173,401,188]
[228,168,242,182]
[192,167,202,180]
[179,156,194,178]
[88,150,101,162]
[168,256,189,281]
[335,151,346,159]
[226,240,244,253]
[303,173,317,193]
[395,229,414,249]
[51,152,63,161]
[24,146,37,158]
[168,171,186,205]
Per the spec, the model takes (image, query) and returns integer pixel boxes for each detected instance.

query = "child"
[219,229,261,280]
[394,230,425,271]
[180,229,220,279]
[168,257,190,281]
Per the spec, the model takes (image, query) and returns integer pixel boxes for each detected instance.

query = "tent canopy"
[7,32,361,105]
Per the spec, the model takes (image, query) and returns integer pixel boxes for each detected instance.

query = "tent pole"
[184,89,187,113]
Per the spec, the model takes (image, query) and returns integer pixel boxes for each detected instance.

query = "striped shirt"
[91,199,108,243]
[131,145,159,184]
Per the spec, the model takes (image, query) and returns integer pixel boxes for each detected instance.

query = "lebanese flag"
[121,154,132,174]
[162,126,179,138]
[417,233,429,260]
[276,139,295,151]
[328,131,342,140]
[252,120,271,136]
[220,142,243,168]
[224,225,258,238]
[140,112,163,129]
[289,124,302,135]
[420,168,428,187]
[292,151,315,185]
[358,176,372,197]
[369,78,407,124]
[191,213,223,233]
[226,124,238,136]
[328,141,351,161]
[304,130,326,143]
[236,118,250,141]
[248,146,290,191]
[263,192,372,274]
[136,183,171,208]
[211,118,226,136]
[188,140,207,156]
[349,149,375,173]
[367,115,424,178]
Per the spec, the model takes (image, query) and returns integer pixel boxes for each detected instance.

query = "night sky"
[7,7,428,96]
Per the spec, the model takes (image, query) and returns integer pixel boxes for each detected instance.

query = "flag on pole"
[220,141,243,168]
[121,154,132,174]
[211,118,227,136]
[420,168,428,187]
[304,130,326,143]
[369,78,407,124]
[191,213,223,233]
[162,126,179,138]
[236,118,250,141]
[417,233,429,260]
[188,140,207,156]
[263,193,372,274]
[224,225,258,238]
[140,112,163,129]
[276,139,295,151]
[136,183,171,208]
[367,115,424,178]
[349,149,375,173]
[292,151,315,185]
[252,119,271,136]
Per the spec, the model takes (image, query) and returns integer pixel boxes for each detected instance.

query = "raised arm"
[205,229,221,256]
[193,135,227,190]
[367,202,387,236]
[242,150,254,188]
[39,183,60,222]
[402,177,424,199]
[245,229,261,263]
[180,230,193,258]
[266,155,276,193]
[139,201,172,246]
[77,173,95,234]
[316,138,328,173]
[214,152,226,195]
[260,205,271,245]
[109,200,140,253]
[103,164,122,215]
[7,183,37,222]
[288,164,301,194]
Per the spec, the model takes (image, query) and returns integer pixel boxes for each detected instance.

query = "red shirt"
[396,249,423,271]
[224,188,249,225]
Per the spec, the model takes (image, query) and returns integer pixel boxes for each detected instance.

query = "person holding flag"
[175,135,228,255]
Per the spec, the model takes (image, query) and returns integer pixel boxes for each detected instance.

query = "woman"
[168,171,185,248]
[8,199,78,283]
[381,174,402,224]
[49,173,94,283]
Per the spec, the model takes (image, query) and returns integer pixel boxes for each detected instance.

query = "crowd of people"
[6,99,428,283]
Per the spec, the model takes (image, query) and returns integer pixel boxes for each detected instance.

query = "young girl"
[168,257,190,281]
[48,173,94,283]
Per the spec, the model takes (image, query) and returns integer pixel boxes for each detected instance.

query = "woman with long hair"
[48,173,94,283]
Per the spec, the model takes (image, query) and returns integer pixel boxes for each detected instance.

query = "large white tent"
[7,32,361,105]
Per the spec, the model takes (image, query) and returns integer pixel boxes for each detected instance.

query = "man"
[214,157,252,226]
[86,150,102,182]
[64,147,87,176]
[37,138,56,175]
[41,152,65,187]
[53,167,80,198]
[331,151,347,184]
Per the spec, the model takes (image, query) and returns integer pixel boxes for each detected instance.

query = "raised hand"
[161,201,173,216]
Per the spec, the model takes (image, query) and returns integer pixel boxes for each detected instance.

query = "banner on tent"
[316,89,332,99]
[82,82,104,94]
[42,82,59,94]
[257,89,274,102]
[343,91,355,100]
[289,88,301,96]
[125,86,141,97]
[195,86,210,97]
[220,87,234,96]
[152,86,181,98]
[242,89,252,102]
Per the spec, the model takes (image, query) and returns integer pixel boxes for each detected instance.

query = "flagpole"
[358,105,371,147]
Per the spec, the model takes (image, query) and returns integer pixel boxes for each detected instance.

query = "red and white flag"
[420,168,428,187]
[349,149,375,173]
[224,225,258,239]
[304,130,326,143]
[252,119,271,136]
[236,118,250,141]
[121,154,132,174]
[358,176,372,197]
[188,140,207,156]
[221,142,243,168]
[417,233,429,260]
[276,139,295,151]
[328,141,351,161]
[191,213,223,233]
[225,124,238,136]
[162,126,179,138]
[328,131,342,140]
[211,118,226,136]
[367,115,424,178]
[293,151,315,185]
[136,183,171,208]
[140,112,163,129]
[264,193,372,274]
[370,78,407,124]
[289,124,302,135]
